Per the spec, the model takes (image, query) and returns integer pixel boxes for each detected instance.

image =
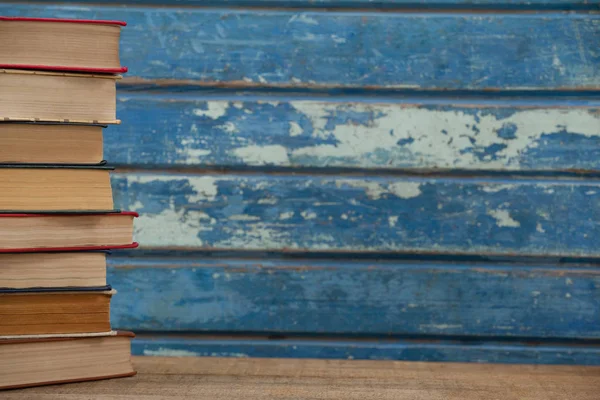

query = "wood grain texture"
[112,173,600,256]
[2,5,599,90]
[130,335,600,365]
[4,356,600,399]
[107,257,600,338]
[109,94,600,171]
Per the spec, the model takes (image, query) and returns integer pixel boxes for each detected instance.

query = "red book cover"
[0,16,127,73]
[0,211,138,253]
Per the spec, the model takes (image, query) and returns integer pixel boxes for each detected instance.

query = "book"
[0,287,113,335]
[0,123,103,164]
[0,212,138,251]
[0,252,107,289]
[0,165,113,211]
[0,332,135,390]
[0,69,119,123]
[0,17,126,73]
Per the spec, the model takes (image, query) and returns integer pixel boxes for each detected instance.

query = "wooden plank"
[21,0,600,7]
[4,356,600,399]
[109,95,600,171]
[2,5,599,90]
[107,257,600,338]
[130,335,600,365]
[112,173,600,256]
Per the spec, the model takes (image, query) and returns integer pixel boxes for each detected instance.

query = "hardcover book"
[0,17,126,73]
[0,164,113,211]
[0,211,138,251]
[0,252,108,289]
[0,286,114,336]
[0,69,119,123]
[0,123,104,165]
[0,332,135,390]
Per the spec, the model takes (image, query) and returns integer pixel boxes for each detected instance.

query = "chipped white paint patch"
[216,121,238,134]
[335,180,421,200]
[388,182,422,199]
[121,174,223,247]
[279,211,294,220]
[289,121,303,137]
[301,211,317,220]
[286,102,600,170]
[419,324,463,330]
[566,278,573,285]
[488,209,520,228]
[143,348,200,357]
[258,198,278,205]
[335,180,387,200]
[233,145,290,165]
[192,102,228,119]
[388,216,399,227]
[229,214,261,222]
[536,223,546,233]
[331,35,347,44]
[288,13,318,25]
[482,184,517,193]
[552,45,567,76]
[257,100,280,107]
[178,148,211,164]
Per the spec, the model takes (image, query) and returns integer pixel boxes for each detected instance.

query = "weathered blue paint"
[109,95,600,171]
[107,257,600,338]
[112,173,600,256]
[2,5,599,90]
[25,0,600,8]
[132,335,600,365]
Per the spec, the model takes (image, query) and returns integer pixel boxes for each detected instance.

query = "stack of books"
[0,17,137,389]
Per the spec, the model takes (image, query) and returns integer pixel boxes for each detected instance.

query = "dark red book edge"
[0,242,139,254]
[0,16,126,26]
[0,211,138,218]
[0,64,127,73]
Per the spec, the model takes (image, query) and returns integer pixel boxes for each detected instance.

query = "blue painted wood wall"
[4,1,599,364]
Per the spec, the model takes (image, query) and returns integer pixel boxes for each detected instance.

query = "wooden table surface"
[3,357,600,399]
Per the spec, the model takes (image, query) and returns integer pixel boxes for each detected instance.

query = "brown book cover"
[0,288,114,336]
[0,331,135,390]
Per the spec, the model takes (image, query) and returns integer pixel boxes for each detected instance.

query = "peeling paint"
[279,211,294,220]
[289,121,303,137]
[233,145,290,165]
[193,102,228,119]
[388,182,422,199]
[336,180,421,200]
[419,324,463,330]
[229,214,262,222]
[287,103,600,170]
[143,348,200,357]
[301,211,317,220]
[488,209,521,228]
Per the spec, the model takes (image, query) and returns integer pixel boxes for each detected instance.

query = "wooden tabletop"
[3,356,600,399]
